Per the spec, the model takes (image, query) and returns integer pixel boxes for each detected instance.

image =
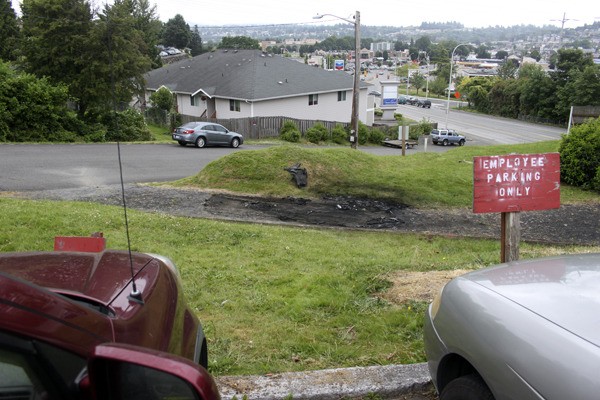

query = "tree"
[495,50,508,60]
[0,61,81,142]
[189,25,203,56]
[476,45,491,59]
[162,14,191,49]
[411,72,426,95]
[414,36,431,52]
[20,0,93,89]
[218,36,260,50]
[81,0,152,117]
[124,0,163,67]
[0,0,19,60]
[518,64,559,121]
[497,59,518,79]
[559,117,600,191]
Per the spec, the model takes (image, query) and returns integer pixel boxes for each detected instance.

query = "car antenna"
[107,12,144,305]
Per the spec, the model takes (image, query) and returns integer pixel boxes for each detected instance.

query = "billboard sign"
[334,60,344,71]
[473,153,560,213]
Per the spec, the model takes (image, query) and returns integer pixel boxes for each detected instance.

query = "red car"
[0,235,219,400]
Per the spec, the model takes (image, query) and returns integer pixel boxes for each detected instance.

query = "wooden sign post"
[473,153,561,262]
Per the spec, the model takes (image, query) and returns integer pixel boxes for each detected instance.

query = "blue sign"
[334,60,344,70]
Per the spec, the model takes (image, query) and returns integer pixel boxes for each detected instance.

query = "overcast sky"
[147,0,598,29]
[12,0,598,29]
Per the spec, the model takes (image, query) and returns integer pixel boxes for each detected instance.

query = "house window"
[229,99,240,112]
[337,91,347,102]
[309,94,319,106]
[190,95,198,106]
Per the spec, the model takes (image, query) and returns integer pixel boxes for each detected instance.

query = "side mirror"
[84,343,221,400]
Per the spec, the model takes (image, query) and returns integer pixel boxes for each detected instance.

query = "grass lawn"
[1,140,598,376]
[1,198,597,375]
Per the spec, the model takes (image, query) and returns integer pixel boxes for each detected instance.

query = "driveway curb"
[216,363,433,400]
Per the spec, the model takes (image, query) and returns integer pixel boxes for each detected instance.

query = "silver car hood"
[462,253,600,347]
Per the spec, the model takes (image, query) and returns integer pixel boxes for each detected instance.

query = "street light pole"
[445,43,469,129]
[314,11,360,149]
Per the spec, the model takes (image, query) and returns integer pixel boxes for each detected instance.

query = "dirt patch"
[17,184,600,246]
[379,270,472,304]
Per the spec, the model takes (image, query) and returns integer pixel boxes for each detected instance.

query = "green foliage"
[409,119,434,140]
[149,87,174,111]
[305,123,328,144]
[162,14,191,49]
[331,124,348,144]
[357,122,369,145]
[170,112,183,131]
[559,117,600,191]
[0,62,82,142]
[279,121,301,143]
[103,109,152,141]
[367,127,386,144]
[0,0,20,61]
[218,36,260,50]
[6,198,591,375]
[20,0,154,117]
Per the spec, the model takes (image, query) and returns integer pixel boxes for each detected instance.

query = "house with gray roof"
[143,49,373,125]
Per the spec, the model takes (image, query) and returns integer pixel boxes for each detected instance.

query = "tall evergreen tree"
[162,14,191,49]
[189,25,203,56]
[20,0,92,85]
[0,0,19,60]
[82,0,151,116]
[123,0,162,67]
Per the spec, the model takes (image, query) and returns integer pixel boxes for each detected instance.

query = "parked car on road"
[173,122,244,148]
[0,235,219,399]
[430,129,465,146]
[417,99,431,108]
[406,96,419,105]
[424,253,600,400]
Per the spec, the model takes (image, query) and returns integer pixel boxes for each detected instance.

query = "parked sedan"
[0,235,219,399]
[424,254,600,400]
[173,121,244,148]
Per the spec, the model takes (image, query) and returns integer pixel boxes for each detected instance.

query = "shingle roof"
[144,49,368,101]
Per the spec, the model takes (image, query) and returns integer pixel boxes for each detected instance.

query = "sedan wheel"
[195,137,206,148]
[440,374,495,400]
[231,138,240,148]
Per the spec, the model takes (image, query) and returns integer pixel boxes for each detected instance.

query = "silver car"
[424,253,600,400]
[173,121,244,148]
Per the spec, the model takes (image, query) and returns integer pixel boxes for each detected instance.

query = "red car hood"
[0,250,155,305]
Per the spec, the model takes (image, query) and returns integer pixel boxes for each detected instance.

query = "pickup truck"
[431,129,466,146]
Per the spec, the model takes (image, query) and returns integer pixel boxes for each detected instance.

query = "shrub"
[305,123,328,144]
[409,118,434,140]
[170,112,182,131]
[331,124,348,144]
[367,127,386,144]
[149,87,174,112]
[357,122,369,145]
[280,120,301,142]
[559,117,600,191]
[104,109,152,142]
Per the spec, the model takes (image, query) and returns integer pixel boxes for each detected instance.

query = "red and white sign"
[473,153,560,214]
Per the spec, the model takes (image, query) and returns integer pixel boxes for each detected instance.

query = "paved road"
[0,143,267,191]
[392,101,565,146]
[0,108,565,192]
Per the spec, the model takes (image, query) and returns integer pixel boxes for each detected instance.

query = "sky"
[146,0,599,29]
[12,0,598,29]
